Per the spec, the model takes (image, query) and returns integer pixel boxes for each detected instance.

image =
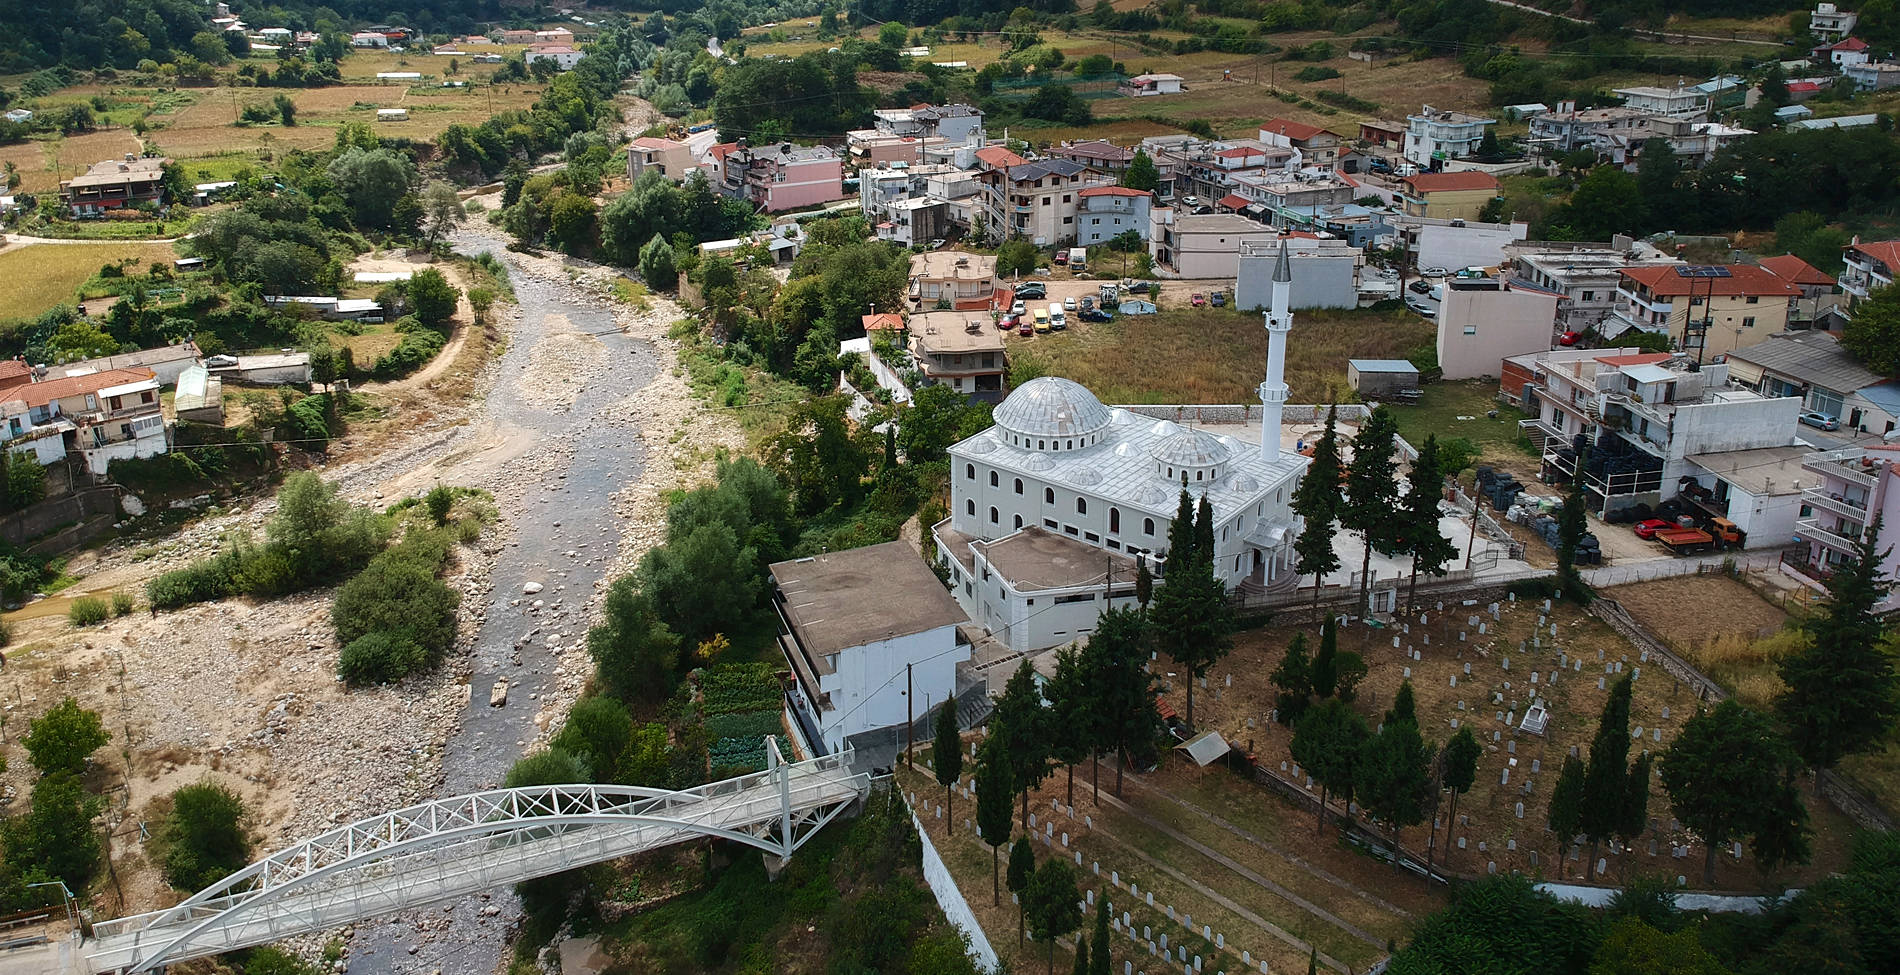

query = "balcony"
[1803,449,1880,490]
[1796,518,1862,553]
[1802,487,1870,523]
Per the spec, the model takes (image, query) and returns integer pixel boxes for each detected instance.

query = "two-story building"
[1156,140,1300,203]
[910,251,999,311]
[980,159,1088,245]
[1601,264,1801,359]
[1257,119,1342,169]
[1613,85,1710,119]
[625,137,700,183]
[1758,254,1840,326]
[0,367,169,473]
[1813,37,1873,67]
[1150,211,1277,277]
[61,155,171,216]
[1726,329,1900,436]
[1230,170,1358,217]
[1435,277,1562,380]
[1507,241,1682,332]
[1527,105,1655,154]
[907,311,1007,402]
[1074,185,1152,246]
[1812,3,1860,40]
[1840,238,1900,304]
[1050,139,1135,173]
[1232,234,1363,310]
[1398,171,1500,221]
[524,44,584,70]
[1402,105,1497,167]
[714,142,846,212]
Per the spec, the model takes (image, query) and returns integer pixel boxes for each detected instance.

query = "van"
[1049,302,1067,331]
[1033,307,1051,333]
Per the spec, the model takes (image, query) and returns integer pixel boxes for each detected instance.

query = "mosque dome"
[992,377,1114,451]
[1150,429,1233,485]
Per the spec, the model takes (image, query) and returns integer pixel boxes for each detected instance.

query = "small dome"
[965,436,997,454]
[1228,474,1260,493]
[1114,442,1141,457]
[1136,483,1173,506]
[1066,467,1104,486]
[1111,408,1137,425]
[1148,419,1182,438]
[1151,430,1233,469]
[993,377,1114,444]
[1021,453,1055,472]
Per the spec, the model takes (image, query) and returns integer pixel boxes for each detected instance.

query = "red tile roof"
[0,361,30,390]
[1217,193,1250,210]
[13,368,156,409]
[1402,171,1500,193]
[862,313,904,331]
[975,146,1027,169]
[1077,186,1150,198]
[1850,240,1900,270]
[1786,81,1824,94]
[1759,254,1837,288]
[1820,37,1870,50]
[708,142,740,163]
[1618,264,1803,297]
[1260,118,1328,141]
[1214,146,1264,159]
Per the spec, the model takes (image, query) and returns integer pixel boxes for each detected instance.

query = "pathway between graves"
[1091,788,1387,954]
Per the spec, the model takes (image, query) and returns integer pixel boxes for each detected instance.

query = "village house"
[910,251,998,311]
[978,158,1088,246]
[496,29,538,44]
[1527,105,1654,154]
[1155,139,1300,203]
[1230,170,1358,221]
[907,311,1007,402]
[1783,445,1900,607]
[1257,119,1343,169]
[771,541,971,755]
[350,31,389,47]
[61,155,171,217]
[1050,139,1135,173]
[1507,240,1681,332]
[1402,105,1496,167]
[625,136,700,183]
[1613,85,1710,119]
[524,44,584,71]
[1812,2,1860,40]
[1726,329,1900,436]
[712,142,846,212]
[1119,73,1183,97]
[1600,264,1801,359]
[1840,238,1900,304]
[1074,185,1152,246]
[1814,36,1872,67]
[1845,59,1900,90]
[1396,213,1528,273]
[1758,254,1841,326]
[1397,170,1500,221]
[50,344,201,386]
[264,296,385,322]
[534,27,575,45]
[1435,277,1563,380]
[0,367,168,473]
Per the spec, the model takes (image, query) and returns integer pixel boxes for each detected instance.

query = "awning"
[1176,731,1231,766]
[1217,193,1249,210]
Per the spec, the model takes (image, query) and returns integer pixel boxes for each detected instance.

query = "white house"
[1120,73,1184,97]
[525,44,584,71]
[1402,105,1497,167]
[771,541,970,754]
[1613,85,1709,119]
[1812,3,1859,40]
[935,244,1310,653]
[0,366,169,473]
[350,31,389,47]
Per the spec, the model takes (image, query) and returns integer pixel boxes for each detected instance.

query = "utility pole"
[905,660,914,769]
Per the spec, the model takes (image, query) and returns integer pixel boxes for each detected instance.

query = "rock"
[522,582,543,595]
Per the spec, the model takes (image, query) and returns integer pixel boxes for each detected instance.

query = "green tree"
[768,396,870,515]
[1293,406,1344,609]
[408,267,460,328]
[159,782,251,891]
[994,660,1052,829]
[5,773,104,889]
[1290,697,1367,834]
[1842,284,1900,373]
[1439,726,1480,869]
[1554,454,1591,603]
[639,232,677,288]
[23,696,108,776]
[331,545,460,658]
[1122,150,1159,192]
[1088,606,1160,796]
[996,238,1042,278]
[1271,632,1314,726]
[1024,858,1084,975]
[1344,405,1403,611]
[1617,752,1654,865]
[1773,211,1850,275]
[1356,680,1435,870]
[1401,435,1457,611]
[421,181,463,248]
[504,748,590,787]
[1387,874,1597,975]
[1548,755,1586,875]
[587,580,681,707]
[1661,700,1811,884]
[1776,514,1900,771]
[1587,918,1729,975]
[325,146,416,230]
[1151,488,1232,730]
[1634,139,1681,228]
[1045,644,1094,807]
[933,690,964,824]
[1558,166,1648,241]
[1008,836,1035,945]
[899,384,992,465]
[1310,617,1340,699]
[1581,674,1634,880]
[547,191,598,255]
[1071,936,1089,975]
[976,736,1015,905]
[1090,894,1111,975]
[551,696,634,784]
[878,21,908,47]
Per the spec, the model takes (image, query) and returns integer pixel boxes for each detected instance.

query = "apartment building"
[1613,85,1710,119]
[1601,264,1800,359]
[0,367,169,473]
[1074,186,1152,246]
[1402,105,1497,166]
[1150,211,1277,277]
[1528,105,1654,153]
[1398,171,1500,221]
[1812,3,1859,40]
[713,142,845,212]
[907,311,1007,402]
[1785,445,1900,607]
[1050,139,1135,173]
[1229,170,1358,215]
[909,251,999,311]
[1153,139,1299,203]
[1508,242,1681,332]
[1435,277,1562,380]
[625,137,699,183]
[861,163,979,246]
[978,159,1088,246]
[1257,119,1343,168]
[1841,239,1900,304]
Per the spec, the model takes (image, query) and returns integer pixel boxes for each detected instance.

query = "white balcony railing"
[1796,518,1862,553]
[1802,487,1871,523]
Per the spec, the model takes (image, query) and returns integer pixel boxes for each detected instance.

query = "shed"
[1347,358,1420,397]
[376,108,409,121]
[173,365,225,426]
[1176,731,1232,767]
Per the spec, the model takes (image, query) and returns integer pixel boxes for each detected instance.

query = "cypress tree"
[1549,755,1586,875]
[1008,836,1036,945]
[932,691,963,826]
[1271,632,1314,726]
[1291,697,1367,834]
[1343,405,1403,611]
[1401,435,1458,611]
[1440,726,1480,869]
[1310,617,1340,699]
[1293,405,1344,609]
[1776,514,1900,771]
[1581,675,1634,880]
[1152,487,1233,730]
[976,736,1014,904]
[1090,895,1111,975]
[994,660,1052,829]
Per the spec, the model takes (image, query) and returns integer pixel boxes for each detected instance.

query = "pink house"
[716,142,845,212]
[1788,444,1900,607]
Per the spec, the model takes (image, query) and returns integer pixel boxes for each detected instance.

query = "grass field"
[1008,306,1434,405]
[1387,379,1535,469]
[0,242,181,319]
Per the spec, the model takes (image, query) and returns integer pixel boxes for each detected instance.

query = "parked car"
[1191,293,1207,307]
[1000,314,1018,331]
[1799,410,1841,431]
[1018,317,1034,336]
[1079,296,1095,312]
[1210,291,1226,307]
[1126,280,1151,294]
[1633,519,1671,540]
[926,237,946,249]
[1408,279,1433,295]
[1034,308,1051,333]
[1017,282,1046,300]
[1080,309,1112,323]
[1054,249,1070,265]
[1011,300,1026,317]
[1063,295,1077,311]
[1368,157,1394,174]
[1558,331,1582,346]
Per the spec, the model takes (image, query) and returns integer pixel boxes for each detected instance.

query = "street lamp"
[26,880,76,935]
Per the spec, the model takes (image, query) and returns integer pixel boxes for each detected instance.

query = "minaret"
[1259,240,1293,463]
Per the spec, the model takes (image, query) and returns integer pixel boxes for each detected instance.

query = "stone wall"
[0,485,122,552]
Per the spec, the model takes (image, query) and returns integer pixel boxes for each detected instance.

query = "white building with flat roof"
[1403,105,1497,166]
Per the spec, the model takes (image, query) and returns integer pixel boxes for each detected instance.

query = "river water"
[345,235,657,975]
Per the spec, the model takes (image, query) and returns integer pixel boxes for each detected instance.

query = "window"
[1109,508,1121,532]
[989,506,999,524]
[1746,296,1760,304]
[1014,514,1023,529]
[1064,217,1073,224]
[1077,497,1088,515]
[1463,325,1477,335]
[1045,487,1055,504]
[1743,316,1757,328]
[1063,194,1072,203]
[1014,478,1024,495]
[966,499,976,516]
[1107,539,1121,549]
[1065,525,1079,536]
[1066,439,1074,449]
[1085,532,1100,543]
[1044,518,1057,529]
[1092,218,1101,225]
[965,463,975,480]
[1582,289,1596,302]
[989,470,998,487]
[1039,439,1046,449]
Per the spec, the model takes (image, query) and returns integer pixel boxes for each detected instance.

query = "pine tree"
[1357,680,1435,870]
[1440,726,1480,869]
[1045,645,1094,808]
[1387,680,1417,726]
[1310,617,1340,699]
[994,660,1053,829]
[1195,495,1215,561]
[1291,697,1367,834]
[1271,632,1314,726]
[976,736,1015,904]
[1548,755,1586,875]
[1071,935,1090,975]
[1776,514,1900,771]
[1401,435,1458,611]
[1616,752,1654,872]
[1581,674,1634,880]
[1008,836,1036,945]
[932,691,963,826]
[1090,895,1111,975]
[1135,555,1153,608]
[1661,700,1811,884]
[1090,607,1161,796]
[1343,405,1404,611]
[1025,859,1084,975]
[1122,149,1160,192]
[1293,406,1344,609]
[1152,487,1233,730]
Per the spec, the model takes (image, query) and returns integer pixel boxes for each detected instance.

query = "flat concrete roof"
[770,541,967,656]
[974,527,1137,592]
[1687,445,1813,497]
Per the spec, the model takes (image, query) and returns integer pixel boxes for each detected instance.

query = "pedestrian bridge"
[77,741,866,974]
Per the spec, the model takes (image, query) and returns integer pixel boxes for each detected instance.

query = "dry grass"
[1009,306,1432,405]
[0,129,143,194]
[1605,574,1801,709]
[0,242,180,319]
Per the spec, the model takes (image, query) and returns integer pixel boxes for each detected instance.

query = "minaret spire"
[1259,239,1293,463]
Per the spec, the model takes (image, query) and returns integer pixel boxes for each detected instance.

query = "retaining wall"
[909,805,1000,974]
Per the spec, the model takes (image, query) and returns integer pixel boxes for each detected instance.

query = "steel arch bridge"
[83,741,866,974]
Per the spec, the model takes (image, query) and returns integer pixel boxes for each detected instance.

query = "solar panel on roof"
[1674,265,1732,278]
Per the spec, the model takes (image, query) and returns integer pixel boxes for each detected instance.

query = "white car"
[1063,296,1077,311]
[1011,301,1026,317]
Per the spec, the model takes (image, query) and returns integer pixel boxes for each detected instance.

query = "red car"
[1558,330,1582,346]
[1633,518,1670,539]
[1191,293,1208,307]
[1017,318,1034,337]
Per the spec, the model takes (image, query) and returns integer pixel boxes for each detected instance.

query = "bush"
[408,268,460,328]
[158,782,251,891]
[331,531,460,660]
[147,549,245,609]
[110,591,135,616]
[336,631,429,684]
[23,697,109,776]
[1294,65,1342,82]
[68,596,108,627]
[286,395,330,447]
[425,485,453,525]
[372,328,447,380]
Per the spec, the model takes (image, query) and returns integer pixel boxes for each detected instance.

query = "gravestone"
[1464,662,1472,675]
[1507,739,1516,754]
[1515,801,1524,818]
[1508,839,1517,851]
[1450,675,1458,687]
[1532,758,1541,772]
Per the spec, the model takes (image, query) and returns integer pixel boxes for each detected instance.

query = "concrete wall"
[1234,253,1357,310]
[816,625,962,751]
[910,805,999,973]
[1436,287,1558,380]
[0,485,121,550]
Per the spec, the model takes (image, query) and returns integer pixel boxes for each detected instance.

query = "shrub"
[425,485,453,525]
[158,782,251,891]
[147,549,244,609]
[68,596,109,627]
[331,532,460,658]
[372,328,447,380]
[110,591,135,617]
[1294,65,1342,82]
[23,697,109,775]
[336,631,429,684]
[286,395,330,447]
